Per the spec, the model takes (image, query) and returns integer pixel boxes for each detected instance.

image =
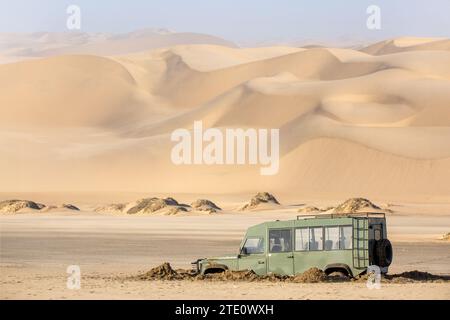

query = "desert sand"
[1,202,449,299]
[0,33,450,299]
[0,36,449,200]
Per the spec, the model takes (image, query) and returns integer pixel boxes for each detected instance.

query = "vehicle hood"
[203,256,237,261]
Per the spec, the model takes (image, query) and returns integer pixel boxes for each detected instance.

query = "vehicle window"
[242,238,264,254]
[374,228,382,241]
[295,228,309,251]
[340,226,353,249]
[324,227,339,250]
[269,229,292,253]
[309,227,323,251]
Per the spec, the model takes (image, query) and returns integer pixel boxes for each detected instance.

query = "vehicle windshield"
[241,237,264,254]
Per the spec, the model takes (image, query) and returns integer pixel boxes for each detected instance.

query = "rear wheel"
[325,268,351,280]
[328,271,349,279]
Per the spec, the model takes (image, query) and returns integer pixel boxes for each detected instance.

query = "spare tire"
[374,239,393,267]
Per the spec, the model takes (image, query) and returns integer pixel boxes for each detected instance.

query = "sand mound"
[292,268,328,283]
[439,232,450,241]
[200,271,289,282]
[134,263,449,284]
[165,206,189,215]
[333,198,381,214]
[96,197,189,215]
[0,200,45,213]
[137,262,189,280]
[191,199,221,213]
[41,204,80,212]
[127,197,189,215]
[0,199,81,214]
[61,204,79,210]
[241,192,280,211]
[95,203,126,214]
[202,270,261,282]
[298,206,328,213]
[127,197,178,214]
[440,233,450,241]
[387,271,450,283]
[136,263,289,282]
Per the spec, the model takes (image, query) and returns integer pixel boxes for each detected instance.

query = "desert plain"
[0,32,450,299]
[1,192,449,300]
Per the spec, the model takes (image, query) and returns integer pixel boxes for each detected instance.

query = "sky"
[0,0,449,45]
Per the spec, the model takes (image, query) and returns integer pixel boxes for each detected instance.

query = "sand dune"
[0,30,236,63]
[0,199,79,214]
[0,37,449,201]
[361,37,450,55]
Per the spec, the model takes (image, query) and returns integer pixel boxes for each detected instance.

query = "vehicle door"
[267,229,294,275]
[238,237,267,275]
[369,222,384,264]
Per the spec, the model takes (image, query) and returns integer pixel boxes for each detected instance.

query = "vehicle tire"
[374,239,393,267]
[204,268,226,274]
[328,271,349,280]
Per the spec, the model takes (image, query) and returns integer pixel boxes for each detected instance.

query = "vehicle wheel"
[328,271,349,280]
[374,239,393,267]
[204,268,226,274]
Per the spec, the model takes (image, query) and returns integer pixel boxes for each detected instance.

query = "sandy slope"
[0,37,450,201]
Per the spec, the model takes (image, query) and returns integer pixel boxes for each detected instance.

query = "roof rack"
[296,212,386,220]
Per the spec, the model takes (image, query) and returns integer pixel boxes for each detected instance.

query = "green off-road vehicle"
[192,213,392,278]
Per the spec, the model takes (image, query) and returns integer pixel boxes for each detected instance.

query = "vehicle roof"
[246,212,386,233]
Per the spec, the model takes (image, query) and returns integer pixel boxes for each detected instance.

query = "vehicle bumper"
[191,259,203,274]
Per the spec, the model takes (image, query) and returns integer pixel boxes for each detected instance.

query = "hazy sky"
[0,0,449,44]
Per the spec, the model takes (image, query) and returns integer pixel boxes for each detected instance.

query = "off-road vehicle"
[192,213,392,278]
